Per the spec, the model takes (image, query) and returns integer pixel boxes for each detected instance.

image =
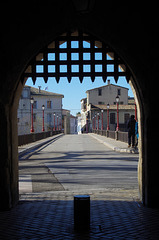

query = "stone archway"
[21,29,144,205]
[0,2,158,209]
[4,29,144,209]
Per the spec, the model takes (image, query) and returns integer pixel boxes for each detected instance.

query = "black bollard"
[74,195,90,231]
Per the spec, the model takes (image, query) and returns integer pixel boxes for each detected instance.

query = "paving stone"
[1,191,159,239]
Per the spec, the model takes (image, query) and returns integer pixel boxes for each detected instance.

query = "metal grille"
[23,30,131,84]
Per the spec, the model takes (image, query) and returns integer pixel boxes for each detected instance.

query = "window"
[98,102,105,105]
[110,113,115,124]
[114,101,123,105]
[47,101,52,109]
[117,89,121,95]
[23,89,29,98]
[98,89,102,96]
[124,113,130,123]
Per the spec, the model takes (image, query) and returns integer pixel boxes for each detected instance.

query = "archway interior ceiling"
[23,30,131,84]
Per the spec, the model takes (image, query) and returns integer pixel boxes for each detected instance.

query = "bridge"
[19,133,138,194]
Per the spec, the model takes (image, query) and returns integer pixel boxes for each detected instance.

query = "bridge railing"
[92,129,128,143]
[18,130,62,146]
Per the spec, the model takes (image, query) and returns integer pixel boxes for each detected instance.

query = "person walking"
[127,115,136,148]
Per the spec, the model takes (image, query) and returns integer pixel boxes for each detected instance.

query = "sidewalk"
[18,133,64,157]
[89,133,138,154]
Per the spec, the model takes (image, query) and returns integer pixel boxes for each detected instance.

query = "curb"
[89,133,138,154]
[114,147,138,154]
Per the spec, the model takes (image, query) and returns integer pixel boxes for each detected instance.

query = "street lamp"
[57,114,59,131]
[95,114,96,130]
[107,103,110,130]
[30,97,34,133]
[92,117,94,130]
[59,117,61,131]
[101,110,103,130]
[97,112,99,130]
[86,112,88,133]
[53,113,56,131]
[42,105,45,132]
[116,95,120,131]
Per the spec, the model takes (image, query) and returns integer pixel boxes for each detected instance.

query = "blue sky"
[25,41,134,116]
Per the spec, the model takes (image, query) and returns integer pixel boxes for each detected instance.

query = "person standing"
[127,115,136,148]
[135,121,139,148]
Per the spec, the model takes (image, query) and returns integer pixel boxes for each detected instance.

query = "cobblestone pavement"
[1,190,159,239]
[1,135,159,239]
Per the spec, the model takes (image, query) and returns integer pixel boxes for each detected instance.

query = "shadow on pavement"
[0,195,159,239]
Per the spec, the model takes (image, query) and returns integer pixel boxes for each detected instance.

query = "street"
[19,134,138,195]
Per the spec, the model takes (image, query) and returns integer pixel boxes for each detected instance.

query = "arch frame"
[0,10,157,209]
[20,28,145,205]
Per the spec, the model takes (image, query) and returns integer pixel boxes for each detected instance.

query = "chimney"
[107,80,110,85]
[38,86,41,93]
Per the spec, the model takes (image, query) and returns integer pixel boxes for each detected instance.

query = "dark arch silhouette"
[0,2,158,210]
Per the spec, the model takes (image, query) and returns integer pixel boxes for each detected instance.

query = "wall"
[18,92,63,134]
[70,117,77,134]
[32,95,62,132]
[87,84,128,106]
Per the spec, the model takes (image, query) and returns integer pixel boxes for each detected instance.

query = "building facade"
[62,109,77,134]
[81,81,136,132]
[18,86,64,135]
[86,80,128,107]
[89,104,135,132]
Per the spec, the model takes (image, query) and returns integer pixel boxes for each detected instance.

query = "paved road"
[19,134,138,195]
